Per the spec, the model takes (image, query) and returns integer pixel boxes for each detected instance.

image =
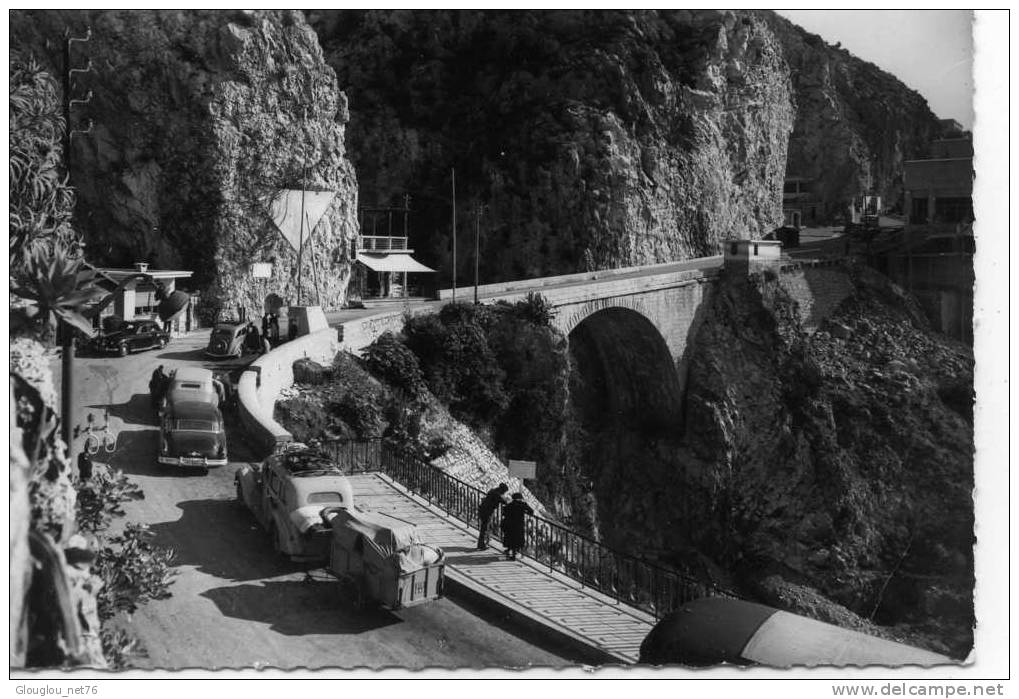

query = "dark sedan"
[158,400,227,469]
[92,319,170,357]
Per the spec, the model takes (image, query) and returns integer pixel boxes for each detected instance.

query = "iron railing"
[358,235,409,252]
[320,437,732,619]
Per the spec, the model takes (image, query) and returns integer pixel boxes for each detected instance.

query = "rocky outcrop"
[675,265,974,656]
[10,10,359,316]
[761,12,944,220]
[310,10,793,283]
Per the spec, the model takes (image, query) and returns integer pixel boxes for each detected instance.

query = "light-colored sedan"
[235,443,354,560]
[162,367,220,412]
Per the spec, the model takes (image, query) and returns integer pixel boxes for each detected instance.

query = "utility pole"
[60,27,92,454]
[474,203,482,304]
[451,168,457,303]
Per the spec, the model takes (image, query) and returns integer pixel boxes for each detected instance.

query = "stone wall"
[777,263,855,333]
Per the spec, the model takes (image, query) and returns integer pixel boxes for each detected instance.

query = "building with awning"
[91,262,197,334]
[351,204,436,299]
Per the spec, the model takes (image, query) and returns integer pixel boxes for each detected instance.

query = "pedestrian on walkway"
[476,482,509,550]
[501,492,533,561]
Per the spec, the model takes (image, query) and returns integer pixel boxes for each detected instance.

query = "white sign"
[250,263,273,279]
[267,189,336,251]
[507,459,537,480]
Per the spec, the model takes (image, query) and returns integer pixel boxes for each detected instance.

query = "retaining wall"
[237,327,342,453]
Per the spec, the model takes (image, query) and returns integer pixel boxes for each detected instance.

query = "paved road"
[54,333,578,669]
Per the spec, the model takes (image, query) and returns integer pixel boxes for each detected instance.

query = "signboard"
[507,459,537,480]
[267,189,336,251]
[250,263,273,279]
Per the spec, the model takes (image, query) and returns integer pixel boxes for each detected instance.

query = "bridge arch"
[567,306,683,438]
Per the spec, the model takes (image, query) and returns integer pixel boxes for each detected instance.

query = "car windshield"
[173,419,218,432]
[121,323,139,334]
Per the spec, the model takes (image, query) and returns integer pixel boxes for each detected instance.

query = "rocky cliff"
[9,10,359,316]
[761,12,944,220]
[310,10,794,284]
[676,265,974,656]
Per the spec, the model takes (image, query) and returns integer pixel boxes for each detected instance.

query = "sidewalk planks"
[346,472,655,664]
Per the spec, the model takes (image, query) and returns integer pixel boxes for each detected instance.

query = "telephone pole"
[474,203,482,304]
[451,168,457,303]
[60,27,92,453]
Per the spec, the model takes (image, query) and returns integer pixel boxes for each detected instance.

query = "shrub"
[363,332,426,397]
[331,393,385,438]
[75,470,144,535]
[513,292,555,327]
[93,523,176,623]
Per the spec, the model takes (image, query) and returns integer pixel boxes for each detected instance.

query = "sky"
[777,10,974,130]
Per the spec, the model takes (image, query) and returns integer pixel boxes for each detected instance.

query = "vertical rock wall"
[10,10,359,315]
[311,10,793,284]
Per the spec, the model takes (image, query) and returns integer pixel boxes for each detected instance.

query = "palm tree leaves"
[11,247,104,340]
[9,53,79,272]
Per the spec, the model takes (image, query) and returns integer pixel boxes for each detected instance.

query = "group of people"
[476,482,534,561]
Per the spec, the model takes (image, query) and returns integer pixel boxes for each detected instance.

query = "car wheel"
[117,343,128,357]
[158,336,167,349]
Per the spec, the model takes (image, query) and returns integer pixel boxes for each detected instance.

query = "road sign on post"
[507,459,537,480]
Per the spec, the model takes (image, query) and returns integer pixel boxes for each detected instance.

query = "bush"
[331,393,385,438]
[363,332,426,397]
[513,292,555,327]
[75,470,144,535]
[93,523,176,623]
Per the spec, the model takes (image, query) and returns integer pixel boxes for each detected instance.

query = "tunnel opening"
[566,307,694,557]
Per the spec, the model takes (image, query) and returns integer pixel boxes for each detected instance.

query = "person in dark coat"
[268,312,280,344]
[149,365,169,412]
[476,483,509,550]
[76,450,93,480]
[501,492,534,560]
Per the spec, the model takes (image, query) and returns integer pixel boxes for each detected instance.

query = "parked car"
[162,367,220,412]
[91,319,169,357]
[235,443,355,560]
[205,323,250,359]
[158,400,228,469]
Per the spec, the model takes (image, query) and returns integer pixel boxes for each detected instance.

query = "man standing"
[149,365,169,412]
[476,483,509,550]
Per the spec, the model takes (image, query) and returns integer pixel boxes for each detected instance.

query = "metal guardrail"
[319,437,732,619]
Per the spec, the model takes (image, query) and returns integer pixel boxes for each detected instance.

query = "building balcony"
[358,235,411,253]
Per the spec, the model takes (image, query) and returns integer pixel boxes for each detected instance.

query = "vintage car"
[205,323,251,359]
[91,319,170,357]
[235,443,355,560]
[162,367,220,412]
[157,400,228,469]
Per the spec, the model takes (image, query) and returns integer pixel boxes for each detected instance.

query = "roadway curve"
[55,332,576,669]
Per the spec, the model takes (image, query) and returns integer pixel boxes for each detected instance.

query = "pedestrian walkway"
[347,472,655,664]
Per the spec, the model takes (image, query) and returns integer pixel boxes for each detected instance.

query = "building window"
[934,197,973,224]
[753,244,759,256]
[911,198,929,225]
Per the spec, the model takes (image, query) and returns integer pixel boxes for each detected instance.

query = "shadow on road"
[148,497,306,582]
[88,393,156,428]
[201,580,401,636]
[91,429,196,479]
[154,348,207,362]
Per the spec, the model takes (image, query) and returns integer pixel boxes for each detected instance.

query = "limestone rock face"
[310,10,794,283]
[762,12,944,219]
[10,10,359,315]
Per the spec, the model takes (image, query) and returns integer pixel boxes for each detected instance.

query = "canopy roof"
[357,253,435,273]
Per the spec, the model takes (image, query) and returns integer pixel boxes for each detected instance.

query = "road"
[54,333,578,669]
